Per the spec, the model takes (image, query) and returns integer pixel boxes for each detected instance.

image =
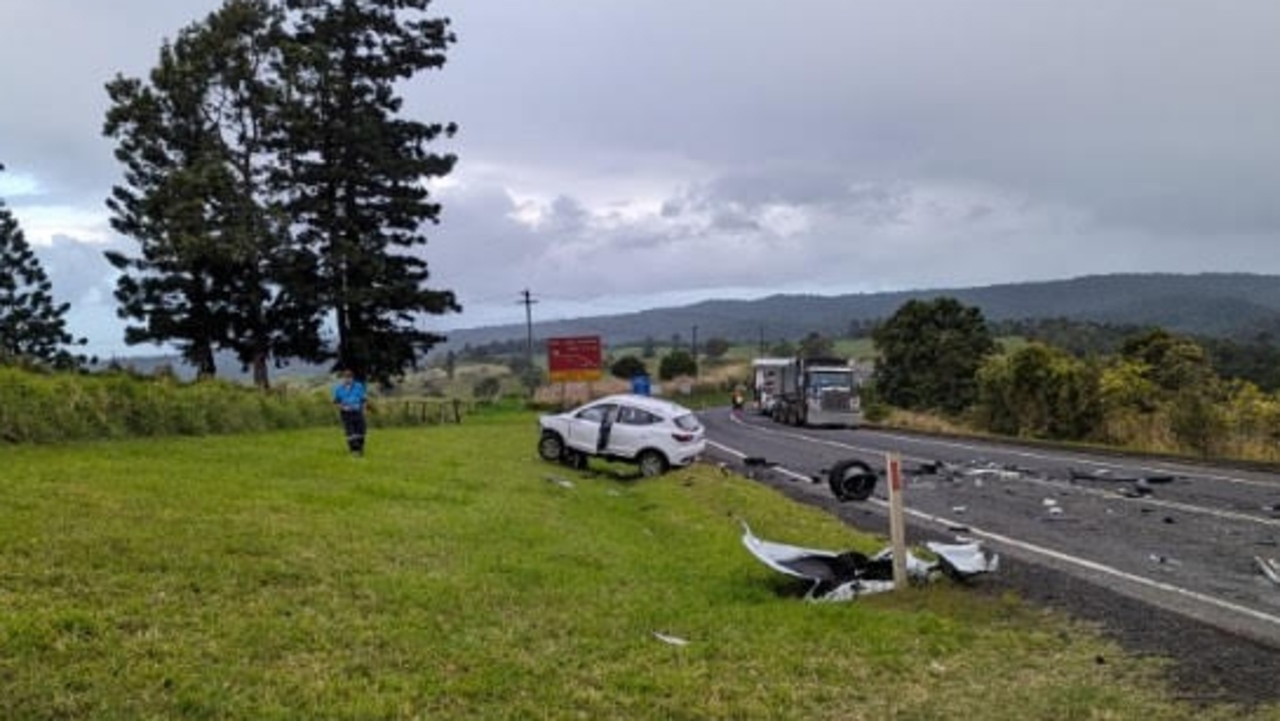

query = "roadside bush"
[0,367,355,444]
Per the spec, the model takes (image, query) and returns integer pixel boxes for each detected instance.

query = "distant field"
[1,409,1270,720]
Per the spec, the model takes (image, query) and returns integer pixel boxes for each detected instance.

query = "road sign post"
[886,452,908,588]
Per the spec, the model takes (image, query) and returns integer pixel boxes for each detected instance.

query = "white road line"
[706,434,1280,632]
[869,428,1279,490]
[720,413,1280,530]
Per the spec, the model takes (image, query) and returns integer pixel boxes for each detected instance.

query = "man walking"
[333,369,368,456]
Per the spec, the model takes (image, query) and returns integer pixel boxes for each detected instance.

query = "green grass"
[2,411,1277,720]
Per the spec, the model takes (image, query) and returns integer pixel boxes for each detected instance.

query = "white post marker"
[886,452,908,588]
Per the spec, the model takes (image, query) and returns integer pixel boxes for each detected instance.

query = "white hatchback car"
[537,393,706,477]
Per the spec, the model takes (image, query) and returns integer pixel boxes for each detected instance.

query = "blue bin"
[631,374,651,396]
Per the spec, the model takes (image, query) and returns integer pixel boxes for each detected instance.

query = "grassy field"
[2,409,1277,720]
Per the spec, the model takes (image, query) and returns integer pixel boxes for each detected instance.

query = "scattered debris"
[1047,506,1065,516]
[951,506,967,515]
[652,631,689,646]
[1069,467,1177,485]
[1119,481,1154,499]
[739,522,999,601]
[545,475,575,489]
[743,456,778,468]
[962,465,1024,481]
[1149,553,1182,567]
[1255,557,1280,586]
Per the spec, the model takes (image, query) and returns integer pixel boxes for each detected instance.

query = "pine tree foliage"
[104,0,324,386]
[277,0,460,385]
[0,163,88,368]
[104,0,460,387]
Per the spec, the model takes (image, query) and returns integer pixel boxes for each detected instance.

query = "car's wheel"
[538,432,565,462]
[828,458,877,502]
[637,449,669,478]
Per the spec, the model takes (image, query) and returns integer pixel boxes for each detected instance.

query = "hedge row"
[0,368,469,444]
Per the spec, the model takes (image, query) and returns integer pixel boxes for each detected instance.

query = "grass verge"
[1,410,1276,719]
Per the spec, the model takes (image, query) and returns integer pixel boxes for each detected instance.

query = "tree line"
[1,0,459,388]
[872,298,1280,460]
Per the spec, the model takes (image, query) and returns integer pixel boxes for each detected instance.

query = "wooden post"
[886,452,908,589]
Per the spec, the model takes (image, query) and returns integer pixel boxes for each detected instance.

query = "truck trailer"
[764,356,861,427]
[750,358,792,416]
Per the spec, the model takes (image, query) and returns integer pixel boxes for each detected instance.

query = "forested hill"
[440,273,1280,349]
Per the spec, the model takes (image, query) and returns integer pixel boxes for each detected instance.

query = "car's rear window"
[673,413,700,431]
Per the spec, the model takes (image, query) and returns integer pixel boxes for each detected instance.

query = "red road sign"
[548,336,603,382]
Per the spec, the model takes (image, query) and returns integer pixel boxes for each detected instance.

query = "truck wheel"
[538,432,565,462]
[637,450,668,478]
[828,459,877,502]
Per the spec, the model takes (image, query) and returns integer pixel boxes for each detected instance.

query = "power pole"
[692,324,699,381]
[518,289,537,369]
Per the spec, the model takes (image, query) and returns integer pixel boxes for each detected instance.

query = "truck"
[761,356,861,427]
[750,358,792,415]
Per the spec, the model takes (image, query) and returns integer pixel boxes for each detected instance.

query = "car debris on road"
[1255,557,1280,586]
[1069,467,1177,485]
[740,522,999,601]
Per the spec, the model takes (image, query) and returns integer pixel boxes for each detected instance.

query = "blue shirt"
[333,380,367,411]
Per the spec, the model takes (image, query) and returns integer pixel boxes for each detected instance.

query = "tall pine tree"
[105,0,460,386]
[278,0,460,385]
[0,163,87,368]
[104,0,324,386]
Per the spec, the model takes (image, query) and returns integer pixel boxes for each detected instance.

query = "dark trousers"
[340,410,366,453]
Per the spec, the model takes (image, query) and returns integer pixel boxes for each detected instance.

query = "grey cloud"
[34,234,123,307]
[5,0,1280,342]
[691,168,852,210]
[709,211,761,233]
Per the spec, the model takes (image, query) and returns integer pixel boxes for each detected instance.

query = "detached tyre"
[828,458,877,502]
[538,432,565,463]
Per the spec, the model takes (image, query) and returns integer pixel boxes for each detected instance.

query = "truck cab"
[771,356,861,428]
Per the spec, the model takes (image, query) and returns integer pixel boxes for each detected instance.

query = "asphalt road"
[701,407,1280,650]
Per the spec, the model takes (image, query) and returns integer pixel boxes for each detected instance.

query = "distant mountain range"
[110,273,1280,380]
[439,272,1280,351]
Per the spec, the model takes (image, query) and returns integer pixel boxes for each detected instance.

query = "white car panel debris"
[740,522,998,601]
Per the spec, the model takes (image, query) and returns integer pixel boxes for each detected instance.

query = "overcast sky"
[2,1,1279,356]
